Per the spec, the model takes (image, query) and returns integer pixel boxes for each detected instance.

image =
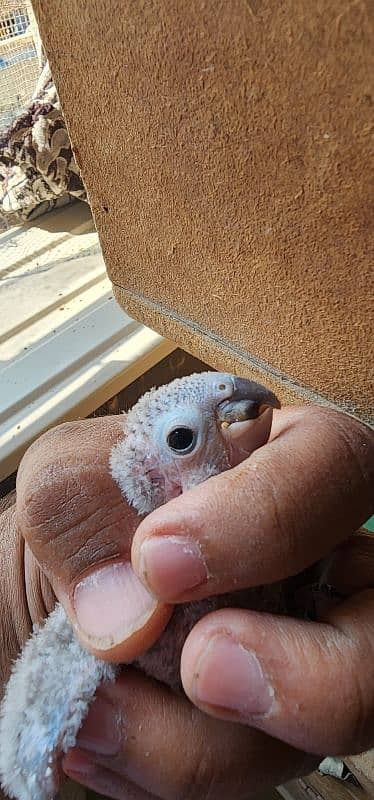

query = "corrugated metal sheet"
[0,203,174,480]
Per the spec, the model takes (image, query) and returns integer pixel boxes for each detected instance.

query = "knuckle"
[16,460,67,538]
[19,421,76,474]
[173,707,219,800]
[334,671,373,755]
[16,425,73,517]
[347,632,374,753]
[328,624,374,754]
[16,420,98,538]
[178,748,217,800]
[350,674,371,753]
[176,709,243,800]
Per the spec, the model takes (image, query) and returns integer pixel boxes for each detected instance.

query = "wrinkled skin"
[1,374,284,800]
[0,398,373,799]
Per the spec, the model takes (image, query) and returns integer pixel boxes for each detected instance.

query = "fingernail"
[193,635,273,717]
[74,561,158,647]
[139,536,208,599]
[76,694,121,756]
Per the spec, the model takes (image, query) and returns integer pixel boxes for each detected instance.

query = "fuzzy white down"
[0,604,117,800]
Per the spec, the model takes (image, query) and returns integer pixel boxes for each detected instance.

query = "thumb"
[16,417,171,662]
[181,590,374,755]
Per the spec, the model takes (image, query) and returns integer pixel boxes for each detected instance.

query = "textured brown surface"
[347,753,374,794]
[283,772,370,799]
[32,0,374,422]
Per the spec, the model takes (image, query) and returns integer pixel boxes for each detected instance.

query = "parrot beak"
[217,378,280,467]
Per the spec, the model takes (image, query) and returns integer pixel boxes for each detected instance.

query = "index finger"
[63,669,315,799]
[131,406,374,602]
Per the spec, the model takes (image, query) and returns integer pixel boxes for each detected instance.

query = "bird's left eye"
[167,427,196,454]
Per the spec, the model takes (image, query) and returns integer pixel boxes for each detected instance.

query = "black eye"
[167,427,196,453]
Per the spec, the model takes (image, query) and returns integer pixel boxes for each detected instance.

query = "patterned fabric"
[0,63,86,227]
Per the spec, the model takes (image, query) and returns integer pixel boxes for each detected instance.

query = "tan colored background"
[32,0,373,423]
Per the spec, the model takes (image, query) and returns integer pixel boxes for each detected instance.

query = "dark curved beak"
[217,377,281,466]
[217,377,280,425]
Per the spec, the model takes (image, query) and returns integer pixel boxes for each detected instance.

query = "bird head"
[110,372,280,515]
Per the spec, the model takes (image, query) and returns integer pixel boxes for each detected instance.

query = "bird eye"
[167,427,196,453]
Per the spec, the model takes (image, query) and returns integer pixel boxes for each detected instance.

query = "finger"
[297,531,374,619]
[63,670,316,800]
[132,406,374,602]
[0,489,55,622]
[24,542,56,624]
[0,497,55,691]
[16,418,171,662]
[181,590,374,755]
[64,749,157,800]
[320,531,374,595]
[0,503,30,689]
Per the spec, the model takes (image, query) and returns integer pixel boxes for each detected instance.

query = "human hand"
[129,405,374,756]
[0,493,55,692]
[6,406,374,799]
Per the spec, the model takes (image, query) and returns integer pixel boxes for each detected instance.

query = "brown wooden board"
[32,0,373,423]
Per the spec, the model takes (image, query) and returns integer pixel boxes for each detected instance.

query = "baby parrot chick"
[0,372,280,800]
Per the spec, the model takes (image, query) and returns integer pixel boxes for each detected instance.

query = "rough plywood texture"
[32,0,374,423]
